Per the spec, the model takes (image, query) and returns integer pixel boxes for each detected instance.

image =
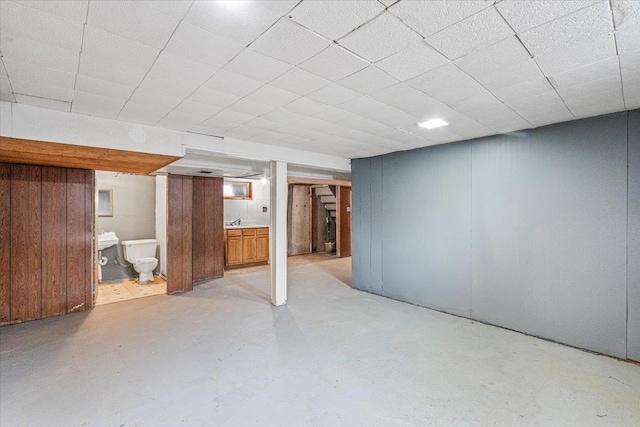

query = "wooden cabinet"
[225,227,269,267]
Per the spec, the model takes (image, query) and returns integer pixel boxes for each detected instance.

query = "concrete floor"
[1,258,639,426]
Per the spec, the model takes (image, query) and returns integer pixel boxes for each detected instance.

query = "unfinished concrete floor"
[1,257,639,426]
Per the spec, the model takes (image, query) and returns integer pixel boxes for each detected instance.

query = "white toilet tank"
[121,239,157,263]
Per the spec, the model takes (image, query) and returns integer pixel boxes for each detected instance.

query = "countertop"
[224,225,269,229]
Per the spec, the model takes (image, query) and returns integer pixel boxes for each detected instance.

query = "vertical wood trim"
[191,177,205,281]
[204,177,215,279]
[84,170,94,311]
[167,175,184,294]
[182,176,193,292]
[10,164,42,322]
[338,186,352,258]
[212,177,224,278]
[0,164,11,324]
[66,169,86,313]
[41,167,67,317]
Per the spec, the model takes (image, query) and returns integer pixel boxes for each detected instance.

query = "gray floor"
[1,258,639,427]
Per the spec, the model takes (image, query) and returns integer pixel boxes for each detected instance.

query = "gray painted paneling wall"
[352,110,638,359]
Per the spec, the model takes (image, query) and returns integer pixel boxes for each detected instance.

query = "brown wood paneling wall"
[1,162,94,326]
[192,176,224,282]
[337,186,352,258]
[167,175,193,293]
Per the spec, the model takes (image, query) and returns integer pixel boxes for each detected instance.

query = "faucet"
[230,218,241,226]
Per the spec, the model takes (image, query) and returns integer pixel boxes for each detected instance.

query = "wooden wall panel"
[84,170,94,311]
[191,177,206,281]
[0,164,11,324]
[66,169,87,313]
[211,178,224,278]
[191,177,224,282]
[204,177,216,279]
[181,177,193,292]
[167,175,184,294]
[10,164,42,322]
[41,167,67,317]
[337,186,352,258]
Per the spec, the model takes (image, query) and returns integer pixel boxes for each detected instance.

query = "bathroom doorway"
[94,171,167,306]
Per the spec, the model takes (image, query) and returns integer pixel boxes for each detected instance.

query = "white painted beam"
[270,160,288,306]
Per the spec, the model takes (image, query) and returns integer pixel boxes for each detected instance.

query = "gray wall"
[352,110,638,359]
[628,109,640,362]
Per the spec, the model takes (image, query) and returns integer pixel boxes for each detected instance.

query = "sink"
[97,232,119,250]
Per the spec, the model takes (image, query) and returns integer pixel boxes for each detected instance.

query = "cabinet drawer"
[242,228,257,236]
[257,227,269,235]
[227,229,242,237]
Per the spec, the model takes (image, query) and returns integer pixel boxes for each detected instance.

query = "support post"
[270,161,287,306]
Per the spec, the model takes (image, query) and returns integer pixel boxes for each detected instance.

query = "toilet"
[121,239,158,283]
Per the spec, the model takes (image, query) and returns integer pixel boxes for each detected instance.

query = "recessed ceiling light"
[418,119,449,129]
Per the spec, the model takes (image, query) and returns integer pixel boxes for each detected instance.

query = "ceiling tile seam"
[607,0,627,109]
[507,0,605,35]
[70,0,92,112]
[332,8,389,43]
[491,4,573,124]
[0,57,17,100]
[11,92,71,104]
[244,11,290,49]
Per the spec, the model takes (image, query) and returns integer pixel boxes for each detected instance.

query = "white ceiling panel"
[496,0,600,34]
[556,74,622,100]
[563,88,626,118]
[406,124,464,144]
[389,0,489,37]
[518,2,612,57]
[501,90,567,113]
[339,96,417,128]
[211,109,257,126]
[87,1,180,49]
[223,49,292,83]
[188,86,241,109]
[339,12,422,62]
[337,115,393,135]
[200,115,243,131]
[137,1,193,19]
[245,117,284,131]
[0,1,84,51]
[492,78,554,106]
[256,1,301,16]
[3,58,75,89]
[191,124,226,137]
[260,108,306,125]
[156,110,205,131]
[164,22,244,68]
[0,74,15,102]
[71,90,126,119]
[612,0,640,55]
[82,25,160,71]
[204,69,264,97]
[227,98,276,116]
[245,85,300,107]
[12,0,88,24]
[15,93,70,112]
[11,79,74,102]
[0,35,79,73]
[454,36,531,78]
[368,83,445,118]
[78,54,147,88]
[513,102,575,127]
[449,92,504,113]
[548,56,620,88]
[289,0,384,41]
[282,97,330,115]
[426,7,514,60]
[224,124,266,139]
[135,74,200,107]
[375,41,449,82]
[185,1,280,46]
[305,83,361,106]
[149,51,218,86]
[337,66,399,94]
[377,128,424,148]
[118,92,174,124]
[407,63,487,105]
[249,18,330,65]
[174,100,222,118]
[533,33,616,76]
[313,107,356,122]
[298,45,369,82]
[270,67,331,96]
[473,59,544,92]
[75,74,135,101]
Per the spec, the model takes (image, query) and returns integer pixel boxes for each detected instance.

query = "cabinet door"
[243,236,257,263]
[256,234,269,262]
[226,237,243,265]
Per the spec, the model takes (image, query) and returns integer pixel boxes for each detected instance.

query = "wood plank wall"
[337,186,352,258]
[167,175,224,291]
[0,162,94,325]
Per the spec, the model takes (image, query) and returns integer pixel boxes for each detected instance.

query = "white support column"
[270,161,288,306]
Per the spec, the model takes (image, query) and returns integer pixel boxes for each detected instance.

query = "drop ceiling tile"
[149,51,218,86]
[156,110,205,131]
[11,79,74,102]
[518,2,612,57]
[256,1,301,16]
[294,117,344,134]
[71,90,126,119]
[0,1,84,51]
[174,100,223,118]
[75,74,135,101]
[379,0,399,7]
[496,0,600,34]
[406,63,487,105]
[282,97,330,115]
[337,115,392,135]
[306,83,361,106]
[249,18,330,65]
[119,92,174,125]
[623,84,640,110]
[563,88,625,118]
[313,107,356,122]
[191,124,226,137]
[137,1,193,19]
[164,22,244,68]
[135,74,200,107]
[260,109,306,125]
[188,86,242,108]
[83,25,160,70]
[339,12,422,62]
[375,41,450,82]
[15,93,70,112]
[556,74,622,99]
[548,56,620,88]
[298,45,369,82]
[185,1,280,46]
[198,116,239,132]
[244,117,283,131]
[270,67,331,96]
[212,109,257,126]
[337,66,399,94]
[225,124,266,138]
[474,59,544,91]
[3,58,75,89]
[368,82,445,117]
[502,90,566,112]
[227,98,276,116]
[12,0,89,23]
[223,49,293,83]
[491,78,554,105]
[1,75,15,102]
[377,128,425,148]
[454,36,531,77]
[87,1,179,49]
[204,69,264,97]
[0,35,79,73]
[512,102,574,127]
[534,33,616,76]
[339,96,417,128]
[426,7,514,60]
[388,0,489,37]
[289,0,384,40]
[404,124,463,143]
[612,0,640,55]
[449,92,506,113]
[244,85,299,107]
[79,54,147,88]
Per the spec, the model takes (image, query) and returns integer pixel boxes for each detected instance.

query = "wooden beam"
[287,176,351,187]
[0,136,180,174]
